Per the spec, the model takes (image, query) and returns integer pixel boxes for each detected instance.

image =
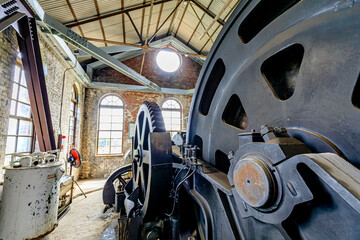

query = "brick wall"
[0,29,85,181]
[80,88,192,178]
[0,28,18,180]
[93,50,200,89]
[39,37,86,180]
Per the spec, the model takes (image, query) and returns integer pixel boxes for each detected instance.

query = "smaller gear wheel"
[132,101,172,219]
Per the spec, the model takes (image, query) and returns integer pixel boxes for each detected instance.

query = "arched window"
[68,85,78,151]
[97,95,124,155]
[162,99,181,136]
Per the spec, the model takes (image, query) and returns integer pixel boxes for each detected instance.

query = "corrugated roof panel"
[70,0,97,19]
[81,21,102,34]
[124,0,144,9]
[101,15,122,28]
[104,23,124,38]
[97,0,122,14]
[36,0,235,59]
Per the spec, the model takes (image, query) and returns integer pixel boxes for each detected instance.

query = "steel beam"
[89,82,194,95]
[17,16,56,151]
[87,36,204,71]
[38,13,161,91]
[75,45,141,58]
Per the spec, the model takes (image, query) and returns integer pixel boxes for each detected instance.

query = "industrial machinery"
[0,151,64,240]
[103,0,360,239]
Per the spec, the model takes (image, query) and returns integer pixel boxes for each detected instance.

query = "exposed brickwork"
[0,28,18,181]
[93,50,201,89]
[0,30,85,181]
[39,37,86,180]
[80,88,192,178]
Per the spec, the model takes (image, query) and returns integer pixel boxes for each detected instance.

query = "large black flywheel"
[186,1,360,239]
[131,102,172,219]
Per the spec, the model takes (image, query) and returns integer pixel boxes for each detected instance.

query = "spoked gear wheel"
[132,101,172,219]
[186,1,360,239]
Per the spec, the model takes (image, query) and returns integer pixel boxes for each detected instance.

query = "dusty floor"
[41,178,119,240]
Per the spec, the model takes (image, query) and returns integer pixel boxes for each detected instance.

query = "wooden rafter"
[140,0,155,75]
[187,0,213,45]
[174,0,190,37]
[140,0,146,40]
[155,0,165,32]
[187,0,214,45]
[121,0,126,43]
[65,0,172,28]
[93,0,107,46]
[126,12,144,44]
[65,0,84,37]
[199,0,240,53]
[167,0,183,35]
[190,0,225,26]
[148,0,183,43]
[199,0,232,40]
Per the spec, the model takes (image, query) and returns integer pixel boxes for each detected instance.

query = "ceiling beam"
[93,0,107,46]
[86,36,205,72]
[126,12,144,44]
[190,0,225,26]
[38,13,161,91]
[89,82,194,95]
[65,0,85,37]
[175,0,190,37]
[65,0,172,29]
[75,45,141,58]
[149,0,183,43]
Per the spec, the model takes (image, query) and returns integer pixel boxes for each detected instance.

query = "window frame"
[96,94,124,156]
[161,98,182,135]
[4,56,35,166]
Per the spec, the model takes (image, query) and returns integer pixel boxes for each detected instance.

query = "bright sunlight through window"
[156,49,181,72]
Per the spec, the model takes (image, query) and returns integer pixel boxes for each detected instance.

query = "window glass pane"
[12,83,18,99]
[162,111,171,118]
[5,137,16,154]
[112,123,122,130]
[111,138,122,146]
[98,146,110,154]
[10,100,16,115]
[172,112,181,118]
[112,108,123,116]
[111,147,122,154]
[100,107,112,116]
[7,118,17,135]
[99,123,111,130]
[14,66,21,83]
[70,118,75,127]
[112,116,122,123]
[17,137,32,152]
[17,102,31,118]
[18,120,32,136]
[4,155,12,167]
[20,70,26,86]
[70,102,74,111]
[100,115,111,123]
[111,131,122,138]
[18,86,30,104]
[99,131,111,138]
[98,138,110,147]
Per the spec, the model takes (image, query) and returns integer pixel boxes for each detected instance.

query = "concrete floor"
[41,178,119,240]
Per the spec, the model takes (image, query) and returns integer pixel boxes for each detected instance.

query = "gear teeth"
[137,101,166,133]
